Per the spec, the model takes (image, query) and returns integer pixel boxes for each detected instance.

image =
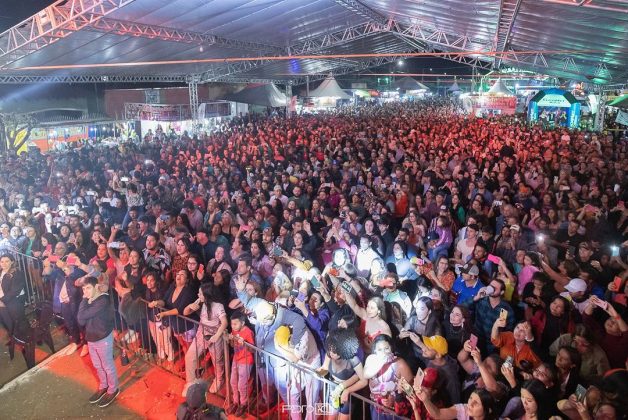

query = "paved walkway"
[0,345,186,419]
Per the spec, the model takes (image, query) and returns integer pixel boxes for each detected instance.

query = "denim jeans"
[88,332,118,394]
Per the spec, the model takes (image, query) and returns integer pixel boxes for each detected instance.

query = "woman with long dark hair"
[519,379,555,420]
[529,295,575,352]
[363,334,414,420]
[182,281,228,397]
[416,387,497,420]
[0,254,26,338]
[317,329,367,420]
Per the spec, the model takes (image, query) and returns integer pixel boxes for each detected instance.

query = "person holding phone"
[472,279,515,353]
[582,296,628,369]
[491,318,540,370]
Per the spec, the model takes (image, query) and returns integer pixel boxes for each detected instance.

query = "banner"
[124,103,191,121]
[464,95,517,115]
[616,110,628,126]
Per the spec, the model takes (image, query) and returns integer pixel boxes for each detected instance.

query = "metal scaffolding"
[492,0,524,69]
[0,0,136,68]
[88,17,285,54]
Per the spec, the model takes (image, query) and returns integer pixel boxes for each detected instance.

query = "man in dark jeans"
[77,276,119,408]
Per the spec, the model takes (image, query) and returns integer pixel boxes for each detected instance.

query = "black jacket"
[77,293,114,342]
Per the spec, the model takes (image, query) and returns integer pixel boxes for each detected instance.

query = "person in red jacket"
[226,310,254,418]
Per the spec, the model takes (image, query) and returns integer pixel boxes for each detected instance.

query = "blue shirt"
[473,297,515,341]
[451,275,483,307]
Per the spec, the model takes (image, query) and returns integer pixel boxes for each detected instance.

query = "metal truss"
[188,77,199,122]
[288,21,389,55]
[0,0,136,68]
[89,17,284,54]
[492,0,524,69]
[291,50,418,86]
[0,74,187,83]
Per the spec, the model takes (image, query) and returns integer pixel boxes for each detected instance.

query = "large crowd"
[0,100,627,420]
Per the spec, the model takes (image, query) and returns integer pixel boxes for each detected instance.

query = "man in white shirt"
[355,235,381,278]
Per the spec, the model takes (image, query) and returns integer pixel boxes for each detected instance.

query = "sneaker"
[235,404,247,417]
[80,345,89,357]
[88,389,107,404]
[98,389,120,408]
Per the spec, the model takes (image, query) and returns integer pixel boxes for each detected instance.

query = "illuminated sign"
[536,94,572,107]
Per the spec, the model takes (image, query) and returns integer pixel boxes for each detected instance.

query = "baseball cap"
[564,278,587,293]
[422,335,448,357]
[422,368,439,389]
[439,204,448,211]
[461,263,479,276]
[509,224,521,232]
[274,326,291,348]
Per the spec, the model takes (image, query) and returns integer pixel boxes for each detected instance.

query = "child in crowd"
[227,310,254,417]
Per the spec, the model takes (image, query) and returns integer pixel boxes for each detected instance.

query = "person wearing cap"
[273,324,322,420]
[234,277,308,413]
[560,277,591,314]
[403,335,461,405]
[451,263,483,307]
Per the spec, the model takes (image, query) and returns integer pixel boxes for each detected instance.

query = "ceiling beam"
[0,0,136,69]
[88,17,285,54]
[0,74,187,83]
[492,0,524,69]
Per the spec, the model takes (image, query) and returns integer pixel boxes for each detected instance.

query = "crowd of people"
[0,99,627,419]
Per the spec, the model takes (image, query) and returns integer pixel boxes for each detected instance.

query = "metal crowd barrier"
[6,250,49,307]
[0,251,409,419]
[111,294,409,419]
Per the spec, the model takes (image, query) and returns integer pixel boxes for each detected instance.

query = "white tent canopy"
[309,76,351,99]
[393,77,429,92]
[448,81,461,92]
[223,83,288,107]
[487,79,513,96]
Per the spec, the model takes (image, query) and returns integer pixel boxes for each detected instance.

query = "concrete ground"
[0,345,187,420]
[0,322,70,388]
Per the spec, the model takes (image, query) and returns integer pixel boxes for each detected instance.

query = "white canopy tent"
[487,79,514,96]
[309,76,351,99]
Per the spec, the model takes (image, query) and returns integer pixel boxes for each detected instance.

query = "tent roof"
[608,94,628,108]
[309,76,351,99]
[392,77,429,91]
[487,80,513,96]
[448,82,461,92]
[0,0,626,85]
[223,84,287,107]
[530,88,578,104]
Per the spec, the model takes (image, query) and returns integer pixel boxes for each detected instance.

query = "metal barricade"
[6,250,49,306]
[108,294,409,419]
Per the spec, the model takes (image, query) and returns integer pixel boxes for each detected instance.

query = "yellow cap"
[275,325,291,348]
[422,335,448,357]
